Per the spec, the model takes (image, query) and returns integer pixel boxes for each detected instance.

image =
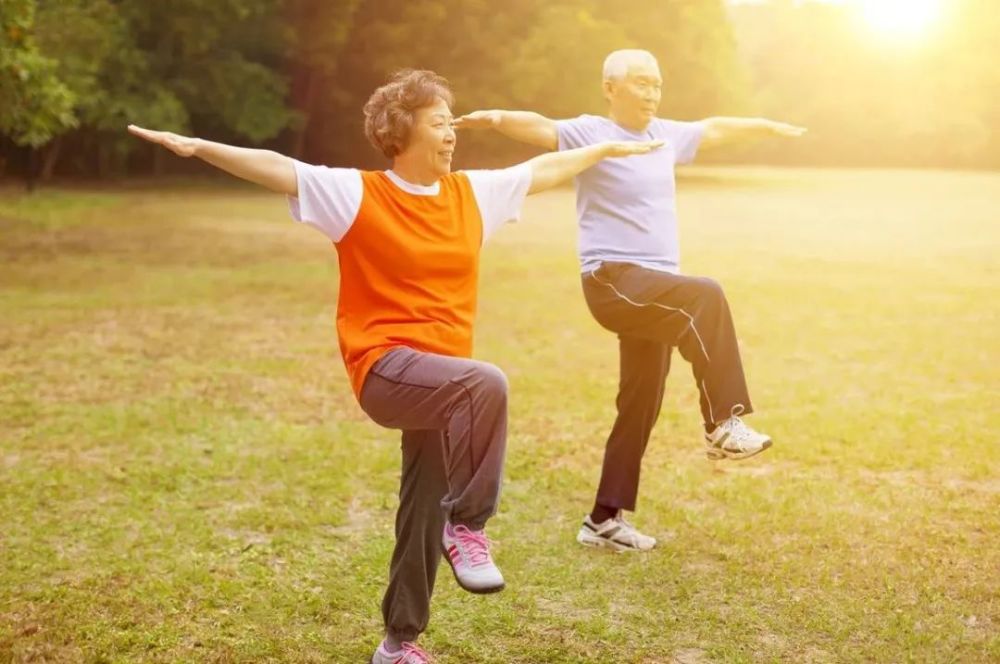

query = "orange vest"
[335,171,483,398]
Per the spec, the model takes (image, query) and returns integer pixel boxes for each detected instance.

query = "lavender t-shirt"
[557,114,704,274]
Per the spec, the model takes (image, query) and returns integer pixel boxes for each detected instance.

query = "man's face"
[401,97,456,177]
[605,61,663,130]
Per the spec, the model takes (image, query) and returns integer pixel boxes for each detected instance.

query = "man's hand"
[453,110,502,130]
[600,140,665,157]
[128,125,199,157]
[701,117,808,150]
[767,121,808,138]
[454,109,558,150]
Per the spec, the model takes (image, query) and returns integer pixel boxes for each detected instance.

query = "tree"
[285,0,360,161]
[32,0,130,179]
[11,0,298,179]
[97,0,297,175]
[0,0,76,185]
[310,0,747,167]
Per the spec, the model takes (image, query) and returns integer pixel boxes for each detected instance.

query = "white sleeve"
[286,160,363,242]
[464,164,533,244]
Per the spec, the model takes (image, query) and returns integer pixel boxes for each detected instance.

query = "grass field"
[1,167,998,663]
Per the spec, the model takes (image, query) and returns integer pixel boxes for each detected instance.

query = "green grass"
[1,168,998,663]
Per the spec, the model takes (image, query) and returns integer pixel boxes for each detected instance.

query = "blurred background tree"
[1,0,997,183]
[3,0,296,182]
[0,0,76,185]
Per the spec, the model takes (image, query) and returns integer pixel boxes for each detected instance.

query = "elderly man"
[457,49,805,552]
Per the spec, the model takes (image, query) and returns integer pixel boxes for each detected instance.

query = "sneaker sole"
[440,544,505,594]
[705,439,773,461]
[576,530,655,552]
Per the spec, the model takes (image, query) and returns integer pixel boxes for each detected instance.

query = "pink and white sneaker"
[370,640,432,664]
[441,522,505,594]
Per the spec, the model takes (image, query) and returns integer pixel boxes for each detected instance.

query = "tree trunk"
[152,144,167,176]
[291,68,317,160]
[25,148,38,192]
[97,143,110,179]
[40,136,63,183]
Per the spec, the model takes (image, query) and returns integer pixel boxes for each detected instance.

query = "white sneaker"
[576,511,656,552]
[370,640,432,664]
[705,415,772,460]
[442,522,505,594]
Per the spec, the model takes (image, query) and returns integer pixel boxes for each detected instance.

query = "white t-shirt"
[288,161,533,244]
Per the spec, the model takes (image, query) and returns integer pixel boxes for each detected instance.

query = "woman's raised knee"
[469,362,509,398]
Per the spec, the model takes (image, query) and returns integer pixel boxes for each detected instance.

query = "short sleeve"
[287,161,363,242]
[657,119,705,165]
[557,115,599,151]
[464,164,533,244]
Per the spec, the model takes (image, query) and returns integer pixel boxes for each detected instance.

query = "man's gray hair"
[602,49,660,81]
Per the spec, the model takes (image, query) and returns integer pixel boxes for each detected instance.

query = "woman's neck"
[391,158,440,186]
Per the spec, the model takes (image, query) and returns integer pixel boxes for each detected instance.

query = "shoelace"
[613,517,641,544]
[398,642,432,663]
[726,417,758,448]
[614,511,635,530]
[613,513,649,542]
[453,525,492,567]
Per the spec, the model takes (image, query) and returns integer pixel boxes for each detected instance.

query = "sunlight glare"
[856,0,942,38]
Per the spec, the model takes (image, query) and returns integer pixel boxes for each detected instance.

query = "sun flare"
[855,0,942,38]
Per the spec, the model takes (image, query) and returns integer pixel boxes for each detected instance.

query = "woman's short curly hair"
[363,69,454,159]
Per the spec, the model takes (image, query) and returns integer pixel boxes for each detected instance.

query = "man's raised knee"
[694,276,726,301]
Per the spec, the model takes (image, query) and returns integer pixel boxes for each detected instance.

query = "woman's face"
[400,97,456,178]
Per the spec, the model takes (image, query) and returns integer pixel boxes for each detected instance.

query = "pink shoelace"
[397,642,432,663]
[452,524,492,567]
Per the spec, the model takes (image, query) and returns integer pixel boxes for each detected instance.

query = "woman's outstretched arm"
[524,140,663,194]
[127,125,298,196]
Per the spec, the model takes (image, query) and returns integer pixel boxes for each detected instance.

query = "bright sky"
[729,0,944,40]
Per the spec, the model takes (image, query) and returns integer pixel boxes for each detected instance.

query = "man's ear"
[602,79,616,103]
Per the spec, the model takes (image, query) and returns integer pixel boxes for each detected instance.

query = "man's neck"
[608,110,651,133]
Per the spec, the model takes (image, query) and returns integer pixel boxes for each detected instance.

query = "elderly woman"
[129,69,660,663]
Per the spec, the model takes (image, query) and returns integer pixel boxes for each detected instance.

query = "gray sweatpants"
[358,346,508,643]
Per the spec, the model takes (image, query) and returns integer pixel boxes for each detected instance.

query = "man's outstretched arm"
[698,117,807,151]
[454,110,559,151]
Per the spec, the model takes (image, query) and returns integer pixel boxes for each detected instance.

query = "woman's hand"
[128,125,200,157]
[599,140,665,157]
